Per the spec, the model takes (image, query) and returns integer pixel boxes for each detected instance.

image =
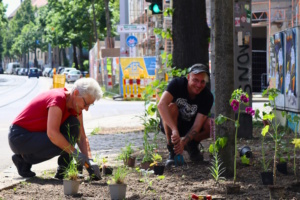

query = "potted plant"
[119,143,136,168]
[261,88,285,199]
[101,157,113,175]
[215,89,254,194]
[63,159,81,195]
[107,166,128,200]
[140,133,154,170]
[150,153,164,175]
[260,124,273,185]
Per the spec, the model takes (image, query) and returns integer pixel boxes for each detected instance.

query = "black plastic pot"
[154,165,165,175]
[276,162,288,175]
[260,172,273,185]
[103,166,113,175]
[240,146,252,158]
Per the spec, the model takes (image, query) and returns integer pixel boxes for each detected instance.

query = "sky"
[3,0,21,16]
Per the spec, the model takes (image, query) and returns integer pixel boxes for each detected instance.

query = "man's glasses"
[82,96,94,107]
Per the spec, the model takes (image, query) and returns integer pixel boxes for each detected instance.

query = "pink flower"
[240,94,249,103]
[245,107,255,116]
[231,99,239,111]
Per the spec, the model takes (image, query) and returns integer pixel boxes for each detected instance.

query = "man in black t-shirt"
[158,64,214,166]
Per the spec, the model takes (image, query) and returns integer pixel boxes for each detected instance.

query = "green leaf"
[157,175,165,180]
[241,155,250,165]
[215,115,227,125]
[261,125,269,137]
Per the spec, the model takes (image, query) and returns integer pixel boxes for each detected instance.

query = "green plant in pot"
[107,166,128,200]
[119,143,136,168]
[101,157,113,175]
[286,113,300,180]
[276,131,289,175]
[150,153,164,175]
[260,124,273,185]
[63,159,81,195]
[141,132,154,170]
[215,89,254,186]
[261,88,285,199]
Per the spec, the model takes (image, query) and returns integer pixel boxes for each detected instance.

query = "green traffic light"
[152,4,160,13]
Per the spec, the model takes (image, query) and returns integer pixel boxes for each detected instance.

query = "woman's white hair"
[72,78,103,100]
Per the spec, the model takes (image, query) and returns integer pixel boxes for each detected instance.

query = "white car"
[66,70,83,83]
[60,67,76,75]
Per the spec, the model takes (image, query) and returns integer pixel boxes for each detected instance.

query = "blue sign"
[126,36,138,47]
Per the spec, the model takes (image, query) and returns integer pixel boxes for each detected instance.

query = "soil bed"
[1,123,300,199]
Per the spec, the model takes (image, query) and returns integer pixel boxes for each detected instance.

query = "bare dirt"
[1,123,300,200]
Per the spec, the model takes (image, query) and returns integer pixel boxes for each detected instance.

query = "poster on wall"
[119,57,156,96]
[274,32,284,94]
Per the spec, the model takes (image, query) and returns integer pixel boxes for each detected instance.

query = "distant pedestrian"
[8,78,102,180]
[158,64,214,166]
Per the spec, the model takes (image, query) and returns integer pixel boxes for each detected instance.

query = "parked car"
[42,67,52,77]
[66,70,82,83]
[6,62,20,74]
[0,66,4,74]
[17,68,25,75]
[13,67,21,75]
[19,68,29,75]
[38,69,42,76]
[28,68,39,78]
[60,67,76,75]
[57,66,65,74]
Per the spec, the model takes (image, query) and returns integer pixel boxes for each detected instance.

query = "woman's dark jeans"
[8,116,80,165]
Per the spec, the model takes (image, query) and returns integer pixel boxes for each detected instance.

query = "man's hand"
[174,139,184,155]
[72,149,89,167]
[171,130,180,145]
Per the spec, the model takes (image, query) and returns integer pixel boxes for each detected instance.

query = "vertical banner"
[274,32,285,109]
[233,0,253,139]
[285,27,298,112]
[233,0,253,105]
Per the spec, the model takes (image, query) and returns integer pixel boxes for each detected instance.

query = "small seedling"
[241,155,250,165]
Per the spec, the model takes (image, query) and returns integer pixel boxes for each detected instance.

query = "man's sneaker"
[185,141,204,162]
[12,154,36,178]
[165,145,175,167]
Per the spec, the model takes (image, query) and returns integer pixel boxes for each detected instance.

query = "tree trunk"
[72,44,78,69]
[172,0,210,70]
[62,49,69,67]
[34,46,38,68]
[92,0,98,42]
[104,0,114,48]
[58,48,61,67]
[214,0,235,178]
[78,42,83,70]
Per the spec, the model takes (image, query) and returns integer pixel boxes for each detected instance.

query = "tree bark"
[172,0,210,70]
[104,0,114,48]
[91,0,98,42]
[72,44,78,69]
[78,42,83,70]
[214,0,235,178]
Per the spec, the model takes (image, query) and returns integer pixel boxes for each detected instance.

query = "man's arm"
[76,114,92,159]
[47,106,75,154]
[173,113,208,155]
[157,91,180,142]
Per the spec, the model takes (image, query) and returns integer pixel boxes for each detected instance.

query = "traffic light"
[147,0,162,15]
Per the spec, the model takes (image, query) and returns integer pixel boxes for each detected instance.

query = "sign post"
[117,24,147,33]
